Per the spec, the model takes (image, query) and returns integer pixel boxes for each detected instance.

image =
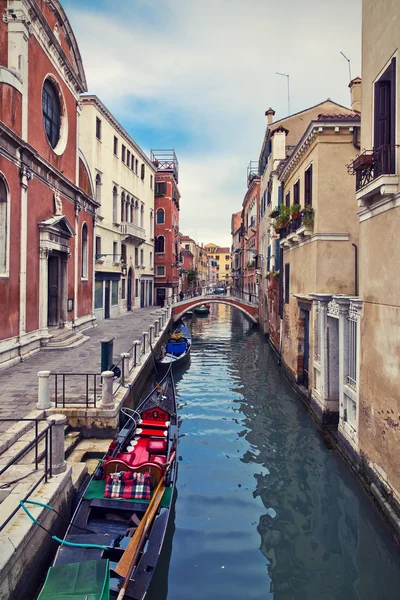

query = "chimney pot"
[265,107,275,125]
[349,77,361,113]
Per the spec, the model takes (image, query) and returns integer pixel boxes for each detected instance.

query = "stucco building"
[79,96,156,319]
[152,150,181,305]
[204,243,231,288]
[345,0,400,512]
[240,165,260,300]
[0,0,97,367]
[181,235,206,289]
[231,211,242,292]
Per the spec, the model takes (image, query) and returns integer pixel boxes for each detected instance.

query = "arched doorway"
[127,268,132,311]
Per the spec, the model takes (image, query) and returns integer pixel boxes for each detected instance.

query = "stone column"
[37,370,51,410]
[154,320,159,338]
[159,315,163,331]
[149,325,154,345]
[335,296,351,423]
[47,414,67,475]
[100,371,114,408]
[134,340,142,365]
[60,254,68,324]
[39,247,49,335]
[120,352,130,385]
[142,331,148,354]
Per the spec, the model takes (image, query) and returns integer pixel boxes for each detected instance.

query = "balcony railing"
[120,222,146,244]
[348,145,399,191]
[278,209,314,240]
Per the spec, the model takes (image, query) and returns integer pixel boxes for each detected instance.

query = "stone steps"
[42,328,89,350]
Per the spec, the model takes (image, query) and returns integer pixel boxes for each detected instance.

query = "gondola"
[155,322,191,374]
[37,370,178,600]
[194,304,210,316]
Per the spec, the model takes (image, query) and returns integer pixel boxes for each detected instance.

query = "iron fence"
[0,419,53,532]
[51,373,101,408]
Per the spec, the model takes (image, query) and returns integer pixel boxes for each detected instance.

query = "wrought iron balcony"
[120,222,146,244]
[348,145,399,192]
[279,209,314,247]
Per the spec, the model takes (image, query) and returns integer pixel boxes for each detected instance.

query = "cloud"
[65,0,361,246]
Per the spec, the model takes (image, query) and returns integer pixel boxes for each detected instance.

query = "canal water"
[149,304,400,600]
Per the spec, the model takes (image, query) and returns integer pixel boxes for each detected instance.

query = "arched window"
[95,173,101,204]
[155,235,165,253]
[130,202,134,223]
[42,79,61,148]
[0,177,8,274]
[135,200,139,223]
[126,195,130,222]
[81,223,88,279]
[156,208,165,224]
[121,192,125,222]
[113,186,118,223]
[140,203,144,228]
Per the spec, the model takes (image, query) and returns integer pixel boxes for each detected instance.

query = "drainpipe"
[352,243,358,296]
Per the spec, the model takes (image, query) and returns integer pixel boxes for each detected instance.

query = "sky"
[63,0,362,247]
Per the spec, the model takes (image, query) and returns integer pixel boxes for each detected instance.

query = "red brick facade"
[0,0,97,367]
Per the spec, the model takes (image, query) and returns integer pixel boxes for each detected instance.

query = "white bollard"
[37,371,51,410]
[121,352,130,384]
[142,332,148,354]
[154,320,159,338]
[159,315,163,331]
[100,371,114,408]
[134,340,142,365]
[149,325,154,345]
[47,414,67,474]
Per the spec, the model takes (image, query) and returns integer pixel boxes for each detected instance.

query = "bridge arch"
[171,297,258,324]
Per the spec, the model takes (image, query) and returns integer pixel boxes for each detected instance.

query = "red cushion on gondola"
[149,454,167,467]
[141,419,167,429]
[146,439,167,454]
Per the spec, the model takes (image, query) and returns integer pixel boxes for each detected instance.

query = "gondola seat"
[147,439,168,454]
[104,459,164,484]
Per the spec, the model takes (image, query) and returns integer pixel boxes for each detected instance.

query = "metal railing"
[0,419,53,532]
[279,209,314,239]
[348,145,399,191]
[51,373,101,408]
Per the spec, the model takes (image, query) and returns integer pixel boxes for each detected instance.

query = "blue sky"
[63,0,362,247]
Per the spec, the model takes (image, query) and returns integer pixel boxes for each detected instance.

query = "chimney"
[349,77,361,113]
[265,107,275,125]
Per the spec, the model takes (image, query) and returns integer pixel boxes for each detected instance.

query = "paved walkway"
[0,308,163,432]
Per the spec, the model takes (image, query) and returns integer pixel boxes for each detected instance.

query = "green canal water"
[148,304,400,600]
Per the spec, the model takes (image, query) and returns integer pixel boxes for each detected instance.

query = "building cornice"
[279,117,360,181]
[80,95,156,172]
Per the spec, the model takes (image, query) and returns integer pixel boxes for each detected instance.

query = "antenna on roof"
[276,72,290,115]
[340,51,352,82]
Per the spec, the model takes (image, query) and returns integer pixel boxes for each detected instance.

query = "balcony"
[120,222,146,245]
[279,209,314,248]
[348,146,399,205]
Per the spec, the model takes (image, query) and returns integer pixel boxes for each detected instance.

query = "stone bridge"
[170,294,259,324]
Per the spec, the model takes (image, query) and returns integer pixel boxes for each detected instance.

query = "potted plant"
[273,270,280,278]
[269,207,279,218]
[290,204,301,220]
[279,205,291,227]
[302,206,314,227]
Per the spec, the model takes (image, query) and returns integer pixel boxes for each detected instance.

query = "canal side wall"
[269,331,400,543]
[0,465,86,600]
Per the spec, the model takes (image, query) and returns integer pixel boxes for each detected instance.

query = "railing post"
[100,371,114,408]
[142,331,148,354]
[154,320,159,338]
[135,340,142,365]
[47,414,67,475]
[120,352,130,385]
[37,371,51,410]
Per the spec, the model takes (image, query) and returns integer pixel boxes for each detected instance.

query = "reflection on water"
[149,305,400,600]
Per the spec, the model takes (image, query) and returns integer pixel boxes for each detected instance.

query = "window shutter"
[274,238,280,271]
[267,245,271,272]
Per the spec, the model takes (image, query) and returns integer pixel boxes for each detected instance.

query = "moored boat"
[155,322,191,374]
[37,370,178,600]
[194,304,210,316]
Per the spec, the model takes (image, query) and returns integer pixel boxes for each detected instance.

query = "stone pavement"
[0,307,163,433]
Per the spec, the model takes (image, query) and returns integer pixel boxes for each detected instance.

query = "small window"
[121,244,127,263]
[156,208,165,224]
[127,149,130,166]
[185,244,190,250]
[141,163,145,180]
[150,175,153,189]
[294,181,300,206]
[96,117,102,140]
[135,159,138,174]
[155,236,165,253]
[150,252,153,267]
[42,79,61,149]
[95,236,101,259]
[135,279,139,297]
[215,255,220,260]
[95,173,101,204]
[113,186,118,223]
[155,181,166,196]
[225,264,229,270]
[94,281,103,309]
[111,280,118,305]
[140,249,144,266]
[156,266,165,276]
[285,191,290,208]
[135,247,138,266]
[140,204,144,228]
[131,154,135,170]
[81,223,88,279]
[284,263,290,304]
[122,145,126,163]
[0,177,8,273]
[113,241,118,263]
[113,136,118,155]
[225,255,230,260]
[304,165,313,206]
[121,278,126,300]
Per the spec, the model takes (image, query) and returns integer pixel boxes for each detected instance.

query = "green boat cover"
[37,559,109,600]
[84,479,172,508]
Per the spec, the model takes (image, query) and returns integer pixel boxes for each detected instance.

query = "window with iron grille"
[42,79,61,149]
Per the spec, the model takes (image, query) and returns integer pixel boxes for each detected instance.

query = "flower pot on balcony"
[291,212,300,220]
[353,153,373,170]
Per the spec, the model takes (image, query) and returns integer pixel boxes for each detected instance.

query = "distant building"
[0,0,97,367]
[181,235,206,289]
[204,243,231,287]
[240,164,260,300]
[152,151,181,305]
[231,211,242,291]
[180,249,194,293]
[80,96,156,318]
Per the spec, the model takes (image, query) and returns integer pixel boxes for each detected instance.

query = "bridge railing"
[168,287,258,307]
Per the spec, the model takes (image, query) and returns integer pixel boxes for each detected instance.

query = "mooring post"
[100,370,114,408]
[142,331,148,354]
[159,315,163,331]
[154,320,159,338]
[121,352,130,384]
[134,340,142,365]
[47,414,67,474]
[149,325,154,345]
[37,370,51,410]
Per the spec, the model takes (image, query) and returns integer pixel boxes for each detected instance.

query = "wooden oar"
[115,453,176,598]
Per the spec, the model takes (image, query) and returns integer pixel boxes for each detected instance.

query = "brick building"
[152,150,181,305]
[0,0,97,367]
